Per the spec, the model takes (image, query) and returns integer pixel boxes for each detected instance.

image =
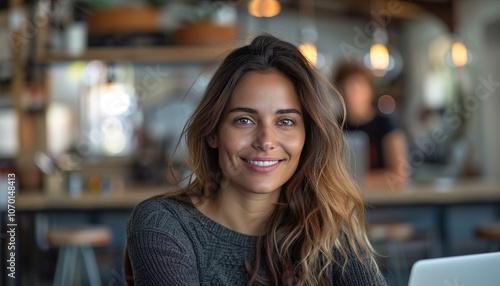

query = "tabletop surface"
[12,179,500,211]
[363,178,500,205]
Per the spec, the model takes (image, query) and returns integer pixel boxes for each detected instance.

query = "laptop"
[408,252,500,286]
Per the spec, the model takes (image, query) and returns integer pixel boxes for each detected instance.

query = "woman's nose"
[252,124,276,151]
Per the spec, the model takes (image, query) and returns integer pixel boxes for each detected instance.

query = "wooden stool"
[475,222,500,251]
[46,226,112,286]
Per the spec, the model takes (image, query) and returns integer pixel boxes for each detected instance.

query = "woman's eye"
[278,119,294,126]
[235,117,253,125]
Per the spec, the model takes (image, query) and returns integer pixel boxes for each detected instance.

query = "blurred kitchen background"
[0,0,499,285]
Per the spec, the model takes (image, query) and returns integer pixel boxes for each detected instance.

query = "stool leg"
[398,243,410,283]
[53,246,77,286]
[81,246,102,286]
[64,247,78,286]
[53,247,66,286]
[387,242,404,286]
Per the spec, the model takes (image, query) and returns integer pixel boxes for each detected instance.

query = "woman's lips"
[242,157,282,174]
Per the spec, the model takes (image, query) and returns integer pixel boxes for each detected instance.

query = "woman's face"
[209,71,306,195]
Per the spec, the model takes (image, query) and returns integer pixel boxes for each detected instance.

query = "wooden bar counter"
[363,179,500,205]
[15,179,500,211]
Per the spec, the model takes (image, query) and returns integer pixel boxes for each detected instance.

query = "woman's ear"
[207,135,218,148]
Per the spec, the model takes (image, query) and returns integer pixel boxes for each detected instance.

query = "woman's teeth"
[246,160,279,166]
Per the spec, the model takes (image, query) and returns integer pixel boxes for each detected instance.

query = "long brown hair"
[171,34,375,285]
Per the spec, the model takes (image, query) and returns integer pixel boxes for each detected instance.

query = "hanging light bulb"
[299,42,317,65]
[261,0,281,17]
[369,43,390,71]
[362,27,403,81]
[248,0,262,17]
[248,0,281,18]
[363,42,403,80]
[367,28,391,72]
[451,41,468,67]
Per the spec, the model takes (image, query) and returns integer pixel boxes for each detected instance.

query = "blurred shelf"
[35,44,236,63]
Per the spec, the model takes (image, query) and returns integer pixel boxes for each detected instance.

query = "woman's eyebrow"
[228,107,301,115]
[276,108,301,115]
[228,107,257,114]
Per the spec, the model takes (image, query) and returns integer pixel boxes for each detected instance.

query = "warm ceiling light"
[298,42,317,65]
[369,43,390,71]
[451,41,468,67]
[248,0,281,18]
[248,0,261,17]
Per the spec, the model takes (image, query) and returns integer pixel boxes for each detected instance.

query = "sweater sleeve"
[127,198,200,286]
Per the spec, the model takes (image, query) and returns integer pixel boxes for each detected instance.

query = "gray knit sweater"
[126,196,387,286]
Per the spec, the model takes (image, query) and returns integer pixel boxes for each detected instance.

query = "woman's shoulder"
[127,194,195,234]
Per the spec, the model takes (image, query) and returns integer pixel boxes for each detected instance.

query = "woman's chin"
[245,185,281,195]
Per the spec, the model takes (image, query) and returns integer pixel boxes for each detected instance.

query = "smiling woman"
[126,34,387,286]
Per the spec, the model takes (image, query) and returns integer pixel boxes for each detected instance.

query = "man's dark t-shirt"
[343,114,398,170]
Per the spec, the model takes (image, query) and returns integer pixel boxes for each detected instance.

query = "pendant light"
[298,0,319,66]
[362,0,403,79]
[447,33,472,68]
[248,0,281,18]
[448,1,472,68]
[363,27,403,80]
